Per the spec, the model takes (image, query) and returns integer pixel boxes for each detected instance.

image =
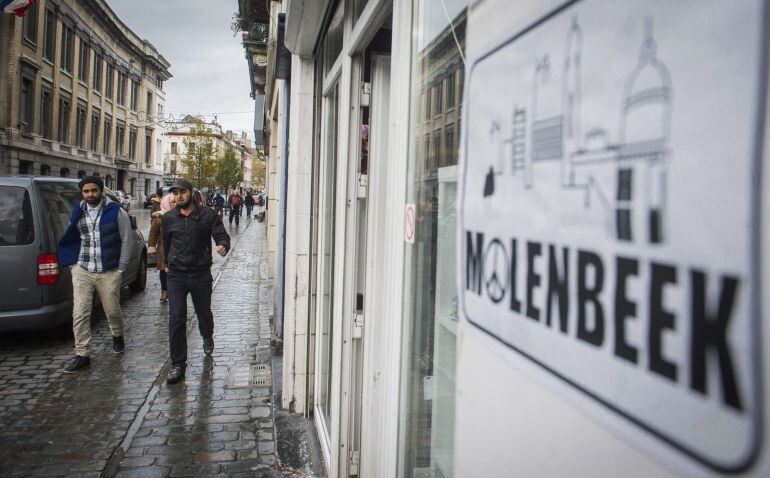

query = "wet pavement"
[0,209,277,477]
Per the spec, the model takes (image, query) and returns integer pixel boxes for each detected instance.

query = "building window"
[117,72,127,106]
[77,170,86,179]
[40,88,53,139]
[156,77,163,90]
[400,3,468,478]
[103,119,112,155]
[146,92,153,117]
[40,164,51,176]
[156,138,162,166]
[446,72,456,109]
[144,178,151,197]
[129,178,136,196]
[20,76,35,134]
[130,79,138,111]
[43,9,56,61]
[145,134,152,164]
[116,124,125,156]
[57,96,71,143]
[78,38,89,83]
[60,167,70,177]
[22,1,38,44]
[60,24,74,73]
[18,161,31,175]
[75,105,87,148]
[129,130,137,160]
[105,63,114,99]
[93,52,102,92]
[171,142,178,154]
[91,112,100,152]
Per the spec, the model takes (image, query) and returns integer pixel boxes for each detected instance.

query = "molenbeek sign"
[458,0,763,472]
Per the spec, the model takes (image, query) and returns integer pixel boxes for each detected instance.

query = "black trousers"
[229,206,240,225]
[167,270,214,369]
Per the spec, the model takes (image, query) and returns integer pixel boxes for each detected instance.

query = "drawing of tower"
[617,17,672,244]
[562,16,582,186]
[532,55,563,165]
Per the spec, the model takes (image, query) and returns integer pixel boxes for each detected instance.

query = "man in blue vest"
[57,176,133,373]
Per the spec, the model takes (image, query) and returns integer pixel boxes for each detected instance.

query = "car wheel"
[129,253,147,292]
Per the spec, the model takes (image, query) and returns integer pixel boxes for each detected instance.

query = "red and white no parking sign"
[404,203,415,243]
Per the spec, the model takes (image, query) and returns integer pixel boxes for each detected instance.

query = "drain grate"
[227,364,271,388]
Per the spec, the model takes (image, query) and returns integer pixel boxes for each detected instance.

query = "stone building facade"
[0,0,171,205]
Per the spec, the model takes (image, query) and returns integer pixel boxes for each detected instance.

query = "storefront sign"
[458,0,764,472]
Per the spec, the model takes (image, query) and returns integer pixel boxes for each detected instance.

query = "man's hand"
[216,245,227,256]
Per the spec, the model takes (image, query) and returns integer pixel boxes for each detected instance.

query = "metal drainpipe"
[275,79,290,341]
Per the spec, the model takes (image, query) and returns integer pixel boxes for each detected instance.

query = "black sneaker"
[112,336,125,354]
[166,366,185,384]
[64,355,91,373]
[203,338,214,355]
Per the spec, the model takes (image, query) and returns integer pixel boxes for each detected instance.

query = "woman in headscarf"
[147,193,176,302]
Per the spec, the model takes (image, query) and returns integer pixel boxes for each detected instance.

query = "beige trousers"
[71,266,124,357]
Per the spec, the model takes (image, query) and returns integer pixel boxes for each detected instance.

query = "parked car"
[114,189,131,211]
[0,177,147,332]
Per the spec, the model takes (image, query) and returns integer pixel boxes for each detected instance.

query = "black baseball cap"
[169,179,193,193]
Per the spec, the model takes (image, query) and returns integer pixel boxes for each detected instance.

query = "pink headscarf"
[160,194,176,212]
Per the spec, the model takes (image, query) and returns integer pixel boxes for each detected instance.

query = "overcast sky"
[108,0,255,139]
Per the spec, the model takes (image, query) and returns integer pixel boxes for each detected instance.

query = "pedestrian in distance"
[228,191,242,227]
[57,176,133,373]
[162,179,230,384]
[244,191,255,220]
[147,193,177,302]
[214,191,225,218]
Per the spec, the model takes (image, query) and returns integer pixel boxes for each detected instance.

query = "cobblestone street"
[0,210,277,477]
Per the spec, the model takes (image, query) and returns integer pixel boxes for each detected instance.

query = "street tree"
[180,121,217,189]
[216,146,242,191]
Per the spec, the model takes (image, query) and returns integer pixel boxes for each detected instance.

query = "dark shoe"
[64,355,91,373]
[203,338,214,355]
[166,366,185,384]
[112,335,125,354]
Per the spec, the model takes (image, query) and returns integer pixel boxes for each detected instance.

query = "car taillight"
[38,253,59,285]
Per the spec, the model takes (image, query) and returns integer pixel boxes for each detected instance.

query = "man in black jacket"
[162,179,230,384]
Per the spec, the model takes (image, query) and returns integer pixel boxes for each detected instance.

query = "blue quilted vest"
[57,200,123,271]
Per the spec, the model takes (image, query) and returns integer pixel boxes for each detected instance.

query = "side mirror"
[129,215,137,230]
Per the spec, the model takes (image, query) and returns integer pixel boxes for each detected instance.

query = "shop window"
[323,0,345,75]
[400,2,468,478]
[43,9,56,61]
[40,88,53,139]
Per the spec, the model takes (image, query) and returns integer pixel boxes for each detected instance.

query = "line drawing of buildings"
[485,15,672,245]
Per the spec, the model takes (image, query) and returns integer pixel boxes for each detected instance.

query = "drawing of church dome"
[621,18,671,145]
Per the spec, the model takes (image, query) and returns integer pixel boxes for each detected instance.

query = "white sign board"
[458,0,764,472]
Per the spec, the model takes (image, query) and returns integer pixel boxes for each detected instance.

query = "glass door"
[316,81,340,444]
